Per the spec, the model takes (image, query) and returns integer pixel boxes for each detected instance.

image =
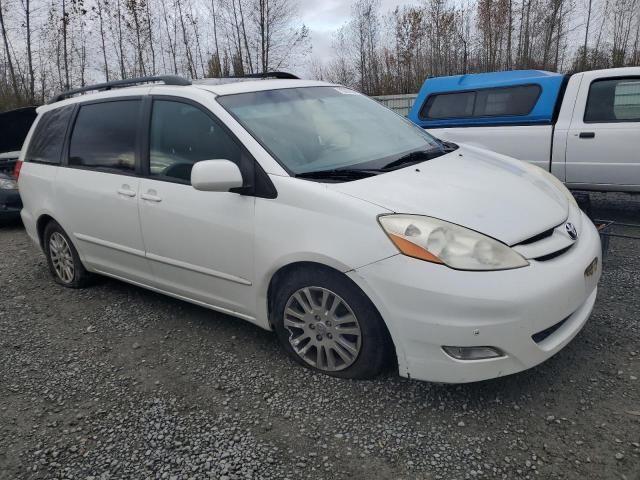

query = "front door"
[565,75,640,188]
[137,98,256,318]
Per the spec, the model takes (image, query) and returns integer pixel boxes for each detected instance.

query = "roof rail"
[47,75,192,104]
[239,71,299,79]
[205,71,300,80]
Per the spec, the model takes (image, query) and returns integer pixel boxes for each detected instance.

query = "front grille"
[533,244,573,262]
[514,222,575,262]
[518,227,555,245]
[532,316,569,344]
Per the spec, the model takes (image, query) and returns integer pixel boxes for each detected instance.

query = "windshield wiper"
[295,168,380,180]
[439,140,459,152]
[380,148,445,171]
[296,144,459,180]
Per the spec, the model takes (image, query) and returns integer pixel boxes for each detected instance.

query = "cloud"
[293,0,423,78]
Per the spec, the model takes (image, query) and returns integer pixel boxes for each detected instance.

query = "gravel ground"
[1,192,639,480]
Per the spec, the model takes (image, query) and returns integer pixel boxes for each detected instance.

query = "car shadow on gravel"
[96,269,602,407]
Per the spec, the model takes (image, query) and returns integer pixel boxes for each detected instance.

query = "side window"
[421,85,540,119]
[150,100,241,182]
[422,91,474,119]
[25,105,74,164]
[69,100,140,172]
[474,85,540,117]
[585,78,640,123]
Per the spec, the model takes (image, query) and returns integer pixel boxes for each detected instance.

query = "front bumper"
[348,212,602,383]
[0,188,22,219]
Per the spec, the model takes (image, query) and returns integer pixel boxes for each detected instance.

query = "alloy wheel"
[283,286,362,372]
[49,232,75,284]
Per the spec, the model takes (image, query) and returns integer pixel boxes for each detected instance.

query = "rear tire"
[43,221,93,288]
[272,267,391,379]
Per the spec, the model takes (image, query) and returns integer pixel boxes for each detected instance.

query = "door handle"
[141,192,162,202]
[579,132,595,139]
[117,188,136,197]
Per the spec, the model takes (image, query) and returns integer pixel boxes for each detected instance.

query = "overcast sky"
[295,0,423,77]
[293,0,590,78]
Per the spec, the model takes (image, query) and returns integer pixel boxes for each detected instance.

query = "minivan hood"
[330,145,569,245]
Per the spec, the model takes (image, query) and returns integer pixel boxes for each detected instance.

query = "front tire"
[43,221,93,288]
[273,268,391,379]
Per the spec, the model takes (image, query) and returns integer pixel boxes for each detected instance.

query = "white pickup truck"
[408,67,640,193]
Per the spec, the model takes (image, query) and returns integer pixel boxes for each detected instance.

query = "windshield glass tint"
[217,87,440,174]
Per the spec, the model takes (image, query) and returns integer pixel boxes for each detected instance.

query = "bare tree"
[114,0,127,78]
[611,0,638,66]
[20,0,35,99]
[204,0,222,76]
[160,0,178,74]
[94,0,110,81]
[145,0,156,75]
[582,0,593,69]
[0,0,20,98]
[0,0,635,111]
[62,0,70,89]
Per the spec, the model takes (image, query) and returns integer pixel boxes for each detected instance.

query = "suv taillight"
[13,160,23,179]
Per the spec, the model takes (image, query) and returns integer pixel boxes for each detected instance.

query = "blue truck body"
[408,70,566,128]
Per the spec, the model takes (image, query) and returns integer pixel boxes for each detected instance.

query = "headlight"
[0,178,17,190]
[378,214,529,271]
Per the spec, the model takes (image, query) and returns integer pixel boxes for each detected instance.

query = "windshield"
[216,86,443,175]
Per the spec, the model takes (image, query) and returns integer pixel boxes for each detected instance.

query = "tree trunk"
[23,0,35,100]
[506,0,512,69]
[258,0,269,73]
[237,0,254,73]
[177,0,195,77]
[0,0,20,98]
[62,0,70,89]
[211,0,221,74]
[230,0,245,74]
[161,0,178,74]
[145,0,156,75]
[97,0,110,81]
[583,0,592,69]
[131,2,146,76]
[116,0,126,79]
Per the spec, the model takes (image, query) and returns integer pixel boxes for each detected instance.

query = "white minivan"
[17,74,602,383]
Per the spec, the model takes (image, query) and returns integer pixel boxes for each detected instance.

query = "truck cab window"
[585,78,640,123]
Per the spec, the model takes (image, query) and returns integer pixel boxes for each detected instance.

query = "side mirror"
[191,160,243,192]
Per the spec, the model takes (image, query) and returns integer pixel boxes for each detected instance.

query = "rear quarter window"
[421,85,541,120]
[25,105,74,164]
[69,100,140,172]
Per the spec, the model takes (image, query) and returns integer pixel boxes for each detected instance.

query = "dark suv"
[0,106,37,221]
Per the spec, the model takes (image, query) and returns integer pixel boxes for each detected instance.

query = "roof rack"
[194,71,300,84]
[228,71,299,79]
[47,75,192,104]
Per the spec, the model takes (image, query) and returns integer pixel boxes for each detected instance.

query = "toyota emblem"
[565,222,578,240]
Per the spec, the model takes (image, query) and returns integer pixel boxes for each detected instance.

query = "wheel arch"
[36,213,56,248]
[36,214,86,265]
[266,262,340,326]
[264,260,398,370]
